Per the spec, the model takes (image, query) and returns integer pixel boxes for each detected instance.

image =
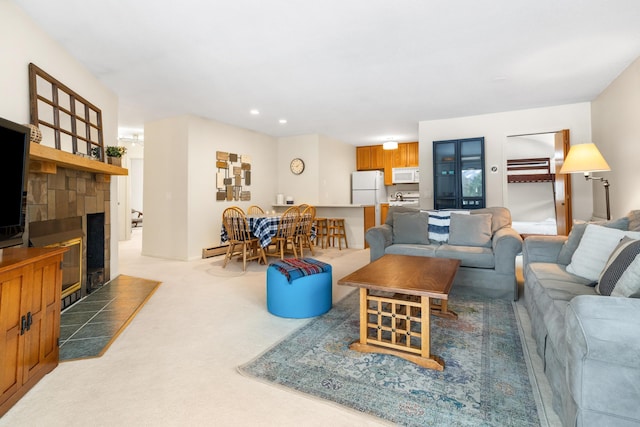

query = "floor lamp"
[559,143,612,220]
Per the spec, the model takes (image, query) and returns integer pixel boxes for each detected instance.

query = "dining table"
[220,214,316,248]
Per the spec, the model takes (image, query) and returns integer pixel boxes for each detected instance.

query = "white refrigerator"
[351,170,387,225]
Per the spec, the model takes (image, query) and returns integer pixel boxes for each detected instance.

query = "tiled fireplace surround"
[26,166,111,308]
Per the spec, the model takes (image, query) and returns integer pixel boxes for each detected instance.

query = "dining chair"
[266,206,300,259]
[296,205,316,257]
[222,206,267,271]
[247,205,265,215]
[298,203,309,211]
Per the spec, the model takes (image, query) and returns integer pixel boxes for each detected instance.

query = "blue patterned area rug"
[238,290,541,426]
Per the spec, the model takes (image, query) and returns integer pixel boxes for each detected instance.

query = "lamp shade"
[383,141,398,150]
[559,143,610,174]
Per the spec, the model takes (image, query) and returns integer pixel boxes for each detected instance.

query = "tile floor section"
[59,275,161,361]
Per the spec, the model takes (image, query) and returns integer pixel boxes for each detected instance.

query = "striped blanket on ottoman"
[270,258,331,283]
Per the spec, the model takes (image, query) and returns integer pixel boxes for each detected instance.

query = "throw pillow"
[611,255,640,297]
[427,210,469,243]
[596,237,640,295]
[448,213,493,247]
[558,217,630,265]
[392,212,429,244]
[566,224,640,282]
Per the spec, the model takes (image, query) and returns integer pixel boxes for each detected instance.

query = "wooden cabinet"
[356,146,385,170]
[356,146,372,170]
[357,142,419,183]
[0,247,66,417]
[380,203,389,224]
[393,142,419,168]
[363,206,376,249]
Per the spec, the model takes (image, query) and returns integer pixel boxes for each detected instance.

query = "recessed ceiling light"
[250,109,260,115]
[279,119,287,124]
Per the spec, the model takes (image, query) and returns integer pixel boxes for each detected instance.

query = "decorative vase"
[107,157,121,167]
[24,124,42,143]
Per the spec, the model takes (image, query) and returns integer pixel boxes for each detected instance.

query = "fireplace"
[27,166,111,310]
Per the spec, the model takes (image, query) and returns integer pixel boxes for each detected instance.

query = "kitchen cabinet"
[392,142,419,168]
[0,247,66,417]
[356,146,371,170]
[380,203,389,224]
[363,206,376,249]
[356,146,385,171]
[433,138,485,210]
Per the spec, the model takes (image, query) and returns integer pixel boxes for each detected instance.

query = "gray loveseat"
[523,211,640,427]
[365,206,523,300]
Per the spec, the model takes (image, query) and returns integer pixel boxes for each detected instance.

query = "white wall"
[0,2,121,275]
[277,133,355,205]
[143,115,278,260]
[591,56,640,219]
[277,134,320,205]
[318,134,355,204]
[418,103,594,221]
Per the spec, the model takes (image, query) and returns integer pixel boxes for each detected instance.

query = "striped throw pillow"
[596,237,640,295]
[427,210,469,243]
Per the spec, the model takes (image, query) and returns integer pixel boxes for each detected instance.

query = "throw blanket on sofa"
[270,258,331,283]
[426,210,470,243]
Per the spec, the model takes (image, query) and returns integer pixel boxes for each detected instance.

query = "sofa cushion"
[436,244,495,268]
[524,262,595,369]
[384,243,437,258]
[448,212,492,247]
[628,210,640,231]
[597,237,640,295]
[472,206,512,234]
[566,225,640,282]
[611,255,640,297]
[558,217,629,265]
[427,210,469,243]
[392,211,429,244]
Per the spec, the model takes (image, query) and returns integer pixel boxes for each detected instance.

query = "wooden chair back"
[247,205,265,215]
[222,206,251,242]
[276,206,300,239]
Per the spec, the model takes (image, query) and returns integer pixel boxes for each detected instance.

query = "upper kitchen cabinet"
[357,142,419,185]
[433,138,485,210]
[356,146,384,170]
[393,142,419,168]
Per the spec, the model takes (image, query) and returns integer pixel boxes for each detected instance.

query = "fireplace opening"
[30,217,84,308]
[86,213,105,294]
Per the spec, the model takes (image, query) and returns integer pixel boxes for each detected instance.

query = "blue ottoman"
[266,258,332,318]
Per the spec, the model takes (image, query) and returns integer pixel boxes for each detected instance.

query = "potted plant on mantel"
[105,145,126,166]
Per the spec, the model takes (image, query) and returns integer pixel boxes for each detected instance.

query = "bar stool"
[314,217,328,249]
[327,218,348,250]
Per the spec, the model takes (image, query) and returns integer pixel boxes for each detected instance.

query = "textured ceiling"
[14,0,640,145]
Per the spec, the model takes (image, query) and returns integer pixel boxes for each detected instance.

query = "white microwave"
[392,167,419,184]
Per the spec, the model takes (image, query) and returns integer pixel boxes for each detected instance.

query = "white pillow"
[566,224,640,281]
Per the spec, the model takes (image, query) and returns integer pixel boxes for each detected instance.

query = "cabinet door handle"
[26,312,32,331]
[21,315,27,335]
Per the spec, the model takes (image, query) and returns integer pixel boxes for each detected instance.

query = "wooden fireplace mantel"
[29,143,128,176]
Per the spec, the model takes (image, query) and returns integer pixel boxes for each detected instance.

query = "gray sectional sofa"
[523,211,640,427]
[365,206,523,300]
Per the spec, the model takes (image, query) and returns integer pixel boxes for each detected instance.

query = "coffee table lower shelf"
[350,288,456,371]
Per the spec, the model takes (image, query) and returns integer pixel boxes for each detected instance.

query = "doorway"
[505,130,572,235]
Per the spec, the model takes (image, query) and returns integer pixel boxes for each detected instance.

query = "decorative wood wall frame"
[28,63,105,159]
[216,151,251,201]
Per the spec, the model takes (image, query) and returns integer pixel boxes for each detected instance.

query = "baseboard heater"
[202,244,229,258]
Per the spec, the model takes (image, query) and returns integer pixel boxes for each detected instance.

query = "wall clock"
[290,158,305,175]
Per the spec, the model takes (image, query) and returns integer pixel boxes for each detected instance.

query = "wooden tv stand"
[0,247,67,417]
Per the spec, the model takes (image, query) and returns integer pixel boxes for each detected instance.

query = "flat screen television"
[0,117,30,249]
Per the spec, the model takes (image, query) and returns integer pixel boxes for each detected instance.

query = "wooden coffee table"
[337,254,460,371]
